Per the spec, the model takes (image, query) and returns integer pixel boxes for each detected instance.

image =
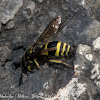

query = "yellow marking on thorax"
[33,49,35,52]
[55,42,61,56]
[29,61,33,63]
[66,45,70,55]
[30,49,32,54]
[61,43,66,56]
[43,42,49,55]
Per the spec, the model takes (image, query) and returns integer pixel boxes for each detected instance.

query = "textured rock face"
[0,0,100,100]
[0,22,1,32]
[22,1,35,20]
[5,20,15,29]
[0,0,23,24]
[0,46,12,66]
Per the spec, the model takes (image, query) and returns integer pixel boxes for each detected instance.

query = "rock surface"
[22,0,35,20]
[0,0,100,100]
[5,20,15,29]
[0,0,23,24]
[0,22,2,32]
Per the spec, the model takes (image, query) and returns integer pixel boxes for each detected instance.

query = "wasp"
[20,16,76,85]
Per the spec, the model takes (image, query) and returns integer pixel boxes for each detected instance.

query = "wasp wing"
[33,16,61,47]
[40,47,56,55]
[24,47,56,61]
[29,47,56,58]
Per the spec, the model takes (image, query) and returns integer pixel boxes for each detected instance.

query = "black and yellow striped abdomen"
[42,41,70,57]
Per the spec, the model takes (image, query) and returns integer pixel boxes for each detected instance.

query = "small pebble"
[85,54,93,61]
[77,44,91,55]
[93,37,100,51]
[37,0,43,3]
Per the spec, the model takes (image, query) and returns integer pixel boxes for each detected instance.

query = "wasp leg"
[49,60,75,69]
[34,59,43,77]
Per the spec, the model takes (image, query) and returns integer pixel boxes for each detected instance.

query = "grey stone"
[0,46,12,62]
[80,20,100,42]
[79,0,94,9]
[77,44,91,55]
[74,43,100,99]
[0,22,2,32]
[79,0,100,19]
[22,1,35,20]
[85,54,94,61]
[93,37,100,51]
[37,0,43,3]
[49,11,57,18]
[46,78,87,100]
[62,4,68,10]
[0,0,23,24]
[5,20,15,29]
